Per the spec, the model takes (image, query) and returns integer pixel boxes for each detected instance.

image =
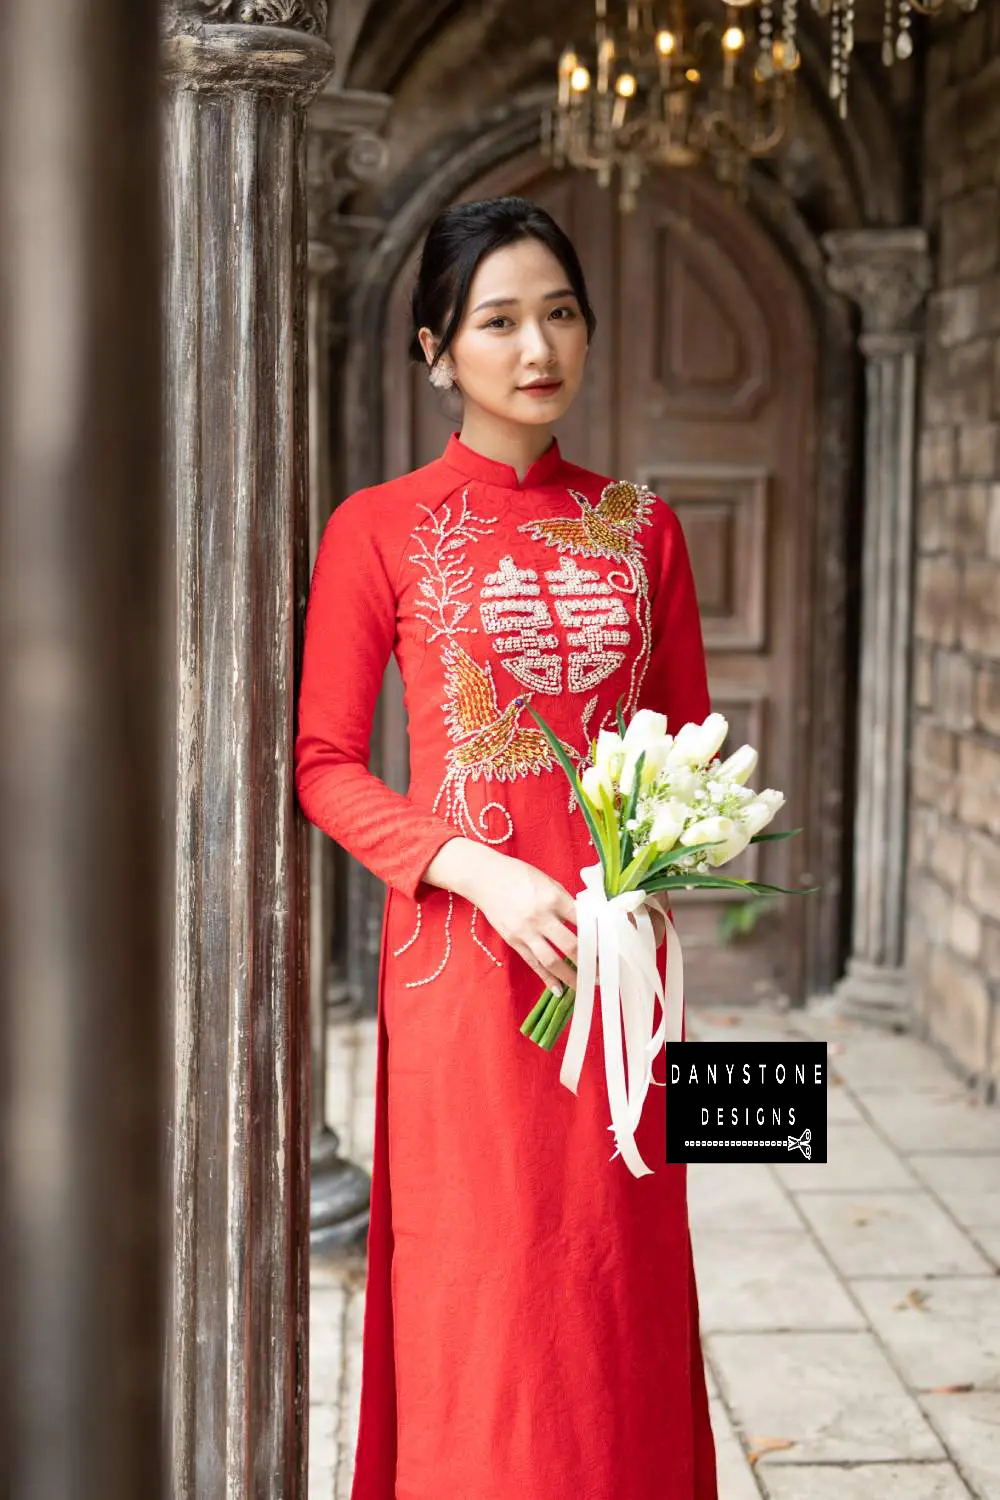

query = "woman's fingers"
[529,933,579,994]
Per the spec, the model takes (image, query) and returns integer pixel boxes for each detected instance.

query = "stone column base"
[834,958,912,1030]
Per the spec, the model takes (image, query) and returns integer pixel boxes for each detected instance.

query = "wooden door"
[380,156,818,1007]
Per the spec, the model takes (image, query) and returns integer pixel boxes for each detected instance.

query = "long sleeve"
[639,502,712,734]
[294,494,461,901]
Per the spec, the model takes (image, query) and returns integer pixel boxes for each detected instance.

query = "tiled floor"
[309,1000,1000,1499]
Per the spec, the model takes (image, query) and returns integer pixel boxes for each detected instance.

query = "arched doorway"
[377,155,824,1008]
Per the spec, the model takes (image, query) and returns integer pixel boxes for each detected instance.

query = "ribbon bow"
[559,862,685,1178]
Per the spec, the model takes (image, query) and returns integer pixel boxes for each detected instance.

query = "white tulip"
[706,825,752,867]
[648,799,690,852]
[594,729,625,785]
[665,713,729,770]
[581,763,613,806]
[716,744,758,786]
[741,789,785,836]
[622,708,669,748]
[678,815,737,848]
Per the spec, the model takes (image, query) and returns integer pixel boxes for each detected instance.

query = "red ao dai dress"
[295,433,719,1500]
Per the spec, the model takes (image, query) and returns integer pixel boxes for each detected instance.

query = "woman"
[295,195,718,1500]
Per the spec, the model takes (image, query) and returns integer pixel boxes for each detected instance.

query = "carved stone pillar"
[305,87,391,1255]
[823,228,932,1027]
[161,6,333,1495]
[1,3,164,1497]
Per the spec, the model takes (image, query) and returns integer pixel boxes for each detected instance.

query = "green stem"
[520,988,552,1036]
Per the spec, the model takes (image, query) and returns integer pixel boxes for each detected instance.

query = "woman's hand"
[425,839,579,994]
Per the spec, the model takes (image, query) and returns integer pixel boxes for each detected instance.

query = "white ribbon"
[559,862,685,1178]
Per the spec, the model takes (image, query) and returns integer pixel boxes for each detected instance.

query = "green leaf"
[615,694,626,736]
[598,780,621,891]
[749,828,803,844]
[643,872,821,896]
[526,704,608,878]
[619,747,645,870]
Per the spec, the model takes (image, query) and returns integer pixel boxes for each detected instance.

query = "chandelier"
[543,0,980,210]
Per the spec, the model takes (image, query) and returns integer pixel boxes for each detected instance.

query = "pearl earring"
[428,359,455,391]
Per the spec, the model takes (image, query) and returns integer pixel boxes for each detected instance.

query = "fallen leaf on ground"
[892,1288,931,1311]
[747,1436,796,1464]
[923,1382,975,1394]
[701,1014,742,1027]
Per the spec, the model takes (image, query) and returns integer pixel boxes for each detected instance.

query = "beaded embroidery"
[393,476,659,986]
[396,490,569,986]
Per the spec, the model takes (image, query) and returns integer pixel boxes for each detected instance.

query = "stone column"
[305,86,391,1255]
[823,228,932,1027]
[1,1,165,1497]
[161,6,333,1496]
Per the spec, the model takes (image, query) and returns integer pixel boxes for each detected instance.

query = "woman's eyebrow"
[471,287,577,314]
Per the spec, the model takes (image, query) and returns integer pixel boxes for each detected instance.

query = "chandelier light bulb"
[772,37,801,69]
[685,66,701,82]
[723,24,746,50]
[558,48,579,76]
[570,65,592,92]
[616,72,638,96]
[656,28,677,54]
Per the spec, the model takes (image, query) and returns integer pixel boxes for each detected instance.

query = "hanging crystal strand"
[829,0,843,107]
[781,0,800,71]
[882,0,897,65]
[840,0,855,116]
[896,0,914,59]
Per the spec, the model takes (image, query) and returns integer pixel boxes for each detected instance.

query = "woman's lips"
[519,381,563,397]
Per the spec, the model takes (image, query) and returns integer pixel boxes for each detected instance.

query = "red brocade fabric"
[295,434,719,1500]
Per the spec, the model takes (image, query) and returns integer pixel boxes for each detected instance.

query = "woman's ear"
[417,327,438,367]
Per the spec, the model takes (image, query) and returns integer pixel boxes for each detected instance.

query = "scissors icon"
[787,1129,812,1160]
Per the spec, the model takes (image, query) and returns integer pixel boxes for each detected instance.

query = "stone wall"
[909,4,1000,1095]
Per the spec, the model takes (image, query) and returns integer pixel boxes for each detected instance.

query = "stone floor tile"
[795,1191,995,1277]
[919,1389,1000,1500]
[707,1393,763,1499]
[762,1463,975,1499]
[307,1462,336,1500]
[826,1082,868,1124]
[709,1330,945,1464]
[970,1226,1000,1269]
[824,1036,967,1094]
[695,1228,864,1332]
[851,1277,1000,1393]
[310,1285,346,1406]
[860,1090,1000,1155]
[688,1161,802,1234]
[908,1154,1000,1229]
[774,1121,923,1193]
[308,1403,338,1480]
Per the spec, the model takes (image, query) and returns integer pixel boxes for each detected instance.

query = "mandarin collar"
[440,432,565,490]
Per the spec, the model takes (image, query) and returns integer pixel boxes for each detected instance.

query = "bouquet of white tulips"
[519,699,817,1177]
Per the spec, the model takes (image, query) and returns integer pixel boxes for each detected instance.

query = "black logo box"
[664,1041,828,1164]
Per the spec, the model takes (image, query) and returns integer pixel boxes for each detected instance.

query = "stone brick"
[923,339,994,426]
[917,485,951,553]
[987,483,1000,560]
[948,481,990,547]
[940,190,1000,284]
[913,641,934,710]
[914,553,962,646]
[919,425,956,484]
[932,649,977,731]
[949,900,983,961]
[959,558,1000,654]
[958,54,1000,153]
[956,427,999,481]
[975,662,1000,733]
[967,832,1000,922]
[929,287,979,349]
[925,946,991,1077]
[983,921,1000,982]
[913,871,954,937]
[911,719,960,815]
[928,817,969,890]
[957,736,1000,836]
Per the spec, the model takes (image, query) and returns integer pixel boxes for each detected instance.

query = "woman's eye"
[484,316,511,329]
[551,306,577,320]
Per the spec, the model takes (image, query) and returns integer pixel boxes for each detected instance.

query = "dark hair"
[408,195,597,370]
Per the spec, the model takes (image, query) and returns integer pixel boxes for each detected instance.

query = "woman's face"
[422,237,590,427]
